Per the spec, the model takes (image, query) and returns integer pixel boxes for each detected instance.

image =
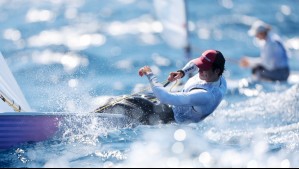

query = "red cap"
[193,50,217,70]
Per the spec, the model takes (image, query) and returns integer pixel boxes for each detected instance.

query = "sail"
[0,52,32,112]
[153,0,189,49]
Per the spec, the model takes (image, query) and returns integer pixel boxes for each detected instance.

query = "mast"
[183,0,192,77]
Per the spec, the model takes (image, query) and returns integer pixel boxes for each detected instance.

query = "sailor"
[139,49,227,124]
[239,20,290,82]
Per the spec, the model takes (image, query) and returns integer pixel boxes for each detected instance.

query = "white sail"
[153,0,188,49]
[0,52,32,112]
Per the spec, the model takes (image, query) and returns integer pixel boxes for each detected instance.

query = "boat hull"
[0,112,131,151]
[0,112,61,150]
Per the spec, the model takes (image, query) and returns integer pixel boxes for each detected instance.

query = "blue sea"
[1,0,299,167]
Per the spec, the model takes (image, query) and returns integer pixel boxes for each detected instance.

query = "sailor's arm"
[168,59,199,82]
[239,56,262,68]
[138,66,210,105]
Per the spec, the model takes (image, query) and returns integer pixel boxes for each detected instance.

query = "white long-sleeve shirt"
[248,32,289,70]
[145,62,227,124]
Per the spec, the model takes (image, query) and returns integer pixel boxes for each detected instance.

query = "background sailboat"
[153,0,191,63]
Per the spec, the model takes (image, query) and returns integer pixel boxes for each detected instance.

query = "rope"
[0,90,22,112]
[92,80,176,113]
[169,79,180,92]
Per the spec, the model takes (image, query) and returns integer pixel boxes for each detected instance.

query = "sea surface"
[1,0,299,167]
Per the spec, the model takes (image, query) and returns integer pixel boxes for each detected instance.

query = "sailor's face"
[255,31,266,40]
[198,68,219,82]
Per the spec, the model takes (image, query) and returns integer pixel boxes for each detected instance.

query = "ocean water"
[1,0,299,167]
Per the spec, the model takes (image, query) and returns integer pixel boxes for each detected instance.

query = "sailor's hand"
[138,66,152,77]
[239,57,250,67]
[168,71,183,82]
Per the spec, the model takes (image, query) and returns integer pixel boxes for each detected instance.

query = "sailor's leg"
[259,68,290,81]
[153,103,175,124]
[93,94,175,125]
[125,95,175,125]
